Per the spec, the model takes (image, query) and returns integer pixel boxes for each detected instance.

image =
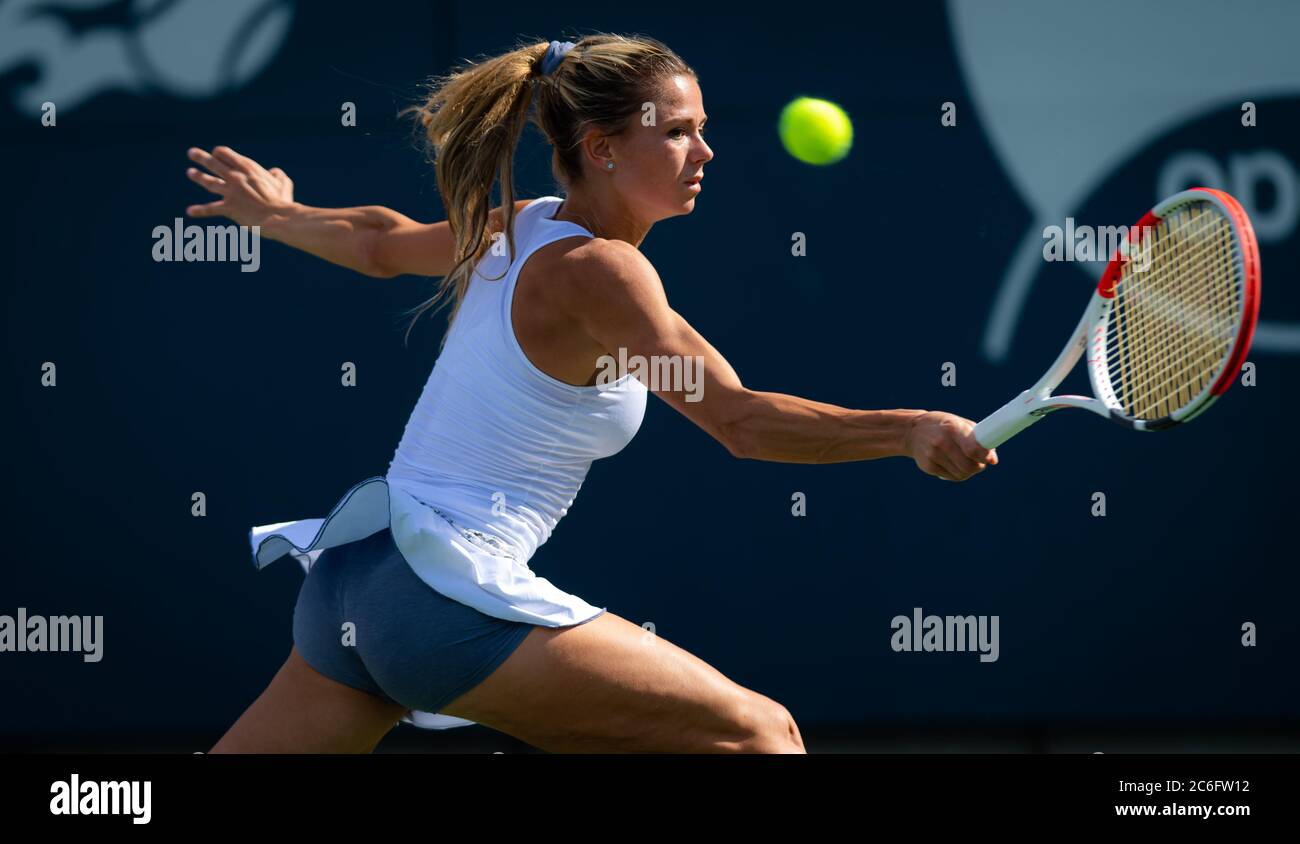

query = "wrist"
[898,409,927,458]
[259,202,303,241]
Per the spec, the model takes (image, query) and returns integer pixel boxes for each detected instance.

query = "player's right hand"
[903,411,998,482]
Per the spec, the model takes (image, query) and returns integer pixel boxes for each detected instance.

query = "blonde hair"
[399,33,695,344]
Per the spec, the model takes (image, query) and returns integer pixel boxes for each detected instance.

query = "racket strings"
[1111,212,1230,348]
[1131,214,1240,412]
[1110,209,1239,417]
[1107,214,1227,388]
[1111,210,1238,417]
[1137,215,1241,414]
[1107,212,1236,398]
[1104,202,1242,420]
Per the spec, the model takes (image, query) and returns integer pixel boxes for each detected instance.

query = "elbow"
[357,227,397,278]
[362,258,398,280]
[715,390,764,460]
[718,419,757,460]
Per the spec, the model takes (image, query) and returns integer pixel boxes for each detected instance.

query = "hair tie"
[539,40,576,77]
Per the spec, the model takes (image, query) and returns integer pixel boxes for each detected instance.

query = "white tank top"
[385,195,648,580]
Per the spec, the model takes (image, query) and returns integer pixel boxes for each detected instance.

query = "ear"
[578,127,616,170]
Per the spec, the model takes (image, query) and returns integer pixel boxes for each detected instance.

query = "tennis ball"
[778,97,853,165]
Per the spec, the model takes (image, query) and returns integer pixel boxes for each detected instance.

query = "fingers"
[923,450,966,482]
[212,145,271,182]
[928,440,993,482]
[942,450,982,481]
[188,145,269,182]
[911,411,1001,483]
[185,148,233,218]
[939,416,999,480]
[947,439,992,478]
[187,146,231,178]
[186,166,226,194]
[211,144,252,170]
[186,199,228,218]
[955,428,998,467]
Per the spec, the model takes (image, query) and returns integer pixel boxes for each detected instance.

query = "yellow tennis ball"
[778,97,853,165]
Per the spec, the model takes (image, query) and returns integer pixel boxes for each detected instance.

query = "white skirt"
[249,475,606,731]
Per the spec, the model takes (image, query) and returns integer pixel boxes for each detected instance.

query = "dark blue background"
[2,0,1295,742]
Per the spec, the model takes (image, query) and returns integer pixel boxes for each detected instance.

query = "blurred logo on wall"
[0,0,293,115]
[948,0,1300,360]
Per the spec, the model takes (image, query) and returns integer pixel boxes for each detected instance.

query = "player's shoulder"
[536,235,661,302]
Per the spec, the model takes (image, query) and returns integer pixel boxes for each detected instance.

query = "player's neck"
[554,189,651,248]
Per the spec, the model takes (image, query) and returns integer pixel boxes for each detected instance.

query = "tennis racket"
[974,187,1261,449]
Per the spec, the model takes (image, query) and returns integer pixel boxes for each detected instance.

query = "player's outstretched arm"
[183,144,528,278]
[563,239,998,481]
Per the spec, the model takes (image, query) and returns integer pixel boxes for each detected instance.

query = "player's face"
[611,74,712,218]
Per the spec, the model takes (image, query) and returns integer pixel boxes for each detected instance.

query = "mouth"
[683,176,703,189]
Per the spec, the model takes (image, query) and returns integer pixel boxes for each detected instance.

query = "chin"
[650,201,695,222]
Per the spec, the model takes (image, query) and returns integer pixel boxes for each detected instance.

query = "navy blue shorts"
[291,527,535,713]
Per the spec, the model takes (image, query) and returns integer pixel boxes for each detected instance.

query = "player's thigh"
[210,646,408,754]
[437,610,803,753]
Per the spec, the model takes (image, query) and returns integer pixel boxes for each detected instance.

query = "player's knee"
[784,706,806,753]
[732,696,805,754]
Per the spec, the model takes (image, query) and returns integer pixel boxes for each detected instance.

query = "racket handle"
[973,391,1043,449]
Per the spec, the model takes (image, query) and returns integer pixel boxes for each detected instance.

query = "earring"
[606,161,615,170]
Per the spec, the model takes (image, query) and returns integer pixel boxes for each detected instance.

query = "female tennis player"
[193,34,997,754]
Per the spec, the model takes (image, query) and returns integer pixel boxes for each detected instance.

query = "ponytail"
[399,39,551,345]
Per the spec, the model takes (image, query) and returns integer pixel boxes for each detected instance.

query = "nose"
[694,135,713,164]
